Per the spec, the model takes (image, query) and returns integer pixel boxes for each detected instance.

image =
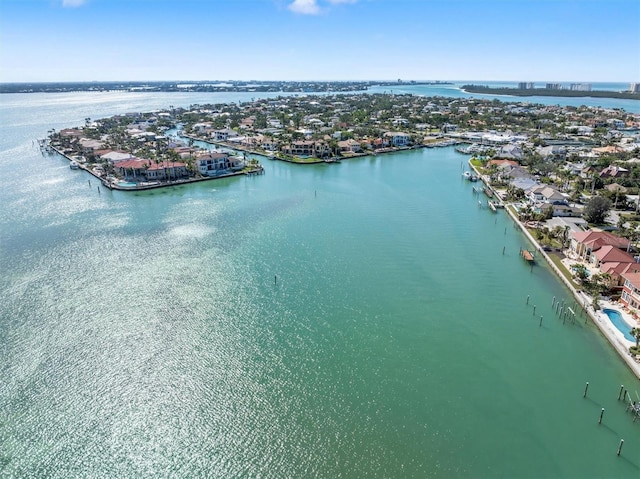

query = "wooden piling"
[618,385,624,400]
[599,408,604,424]
[617,439,624,456]
[583,382,589,398]
[539,316,543,327]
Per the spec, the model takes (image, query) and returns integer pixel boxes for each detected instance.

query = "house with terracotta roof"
[620,272,640,311]
[591,244,635,268]
[145,161,188,180]
[570,230,631,262]
[337,139,362,153]
[600,261,640,289]
[114,158,151,179]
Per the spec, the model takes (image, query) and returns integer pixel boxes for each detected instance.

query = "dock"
[521,249,535,263]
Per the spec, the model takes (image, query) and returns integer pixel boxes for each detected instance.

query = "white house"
[383,132,410,147]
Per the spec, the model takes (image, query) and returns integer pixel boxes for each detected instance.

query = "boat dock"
[520,249,535,263]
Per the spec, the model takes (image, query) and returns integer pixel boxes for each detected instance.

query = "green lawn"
[547,254,580,289]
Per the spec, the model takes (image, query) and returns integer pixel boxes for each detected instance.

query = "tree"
[583,196,611,224]
[630,328,640,352]
[572,264,589,283]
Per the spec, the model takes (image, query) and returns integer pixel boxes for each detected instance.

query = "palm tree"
[630,328,640,353]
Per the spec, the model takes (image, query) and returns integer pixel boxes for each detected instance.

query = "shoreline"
[182,132,459,164]
[49,145,263,191]
[469,160,640,379]
[461,85,640,100]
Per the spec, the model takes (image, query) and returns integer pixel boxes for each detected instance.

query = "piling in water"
[618,385,624,401]
[583,382,589,398]
[599,408,604,424]
[617,439,624,456]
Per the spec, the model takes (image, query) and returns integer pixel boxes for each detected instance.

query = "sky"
[0,0,638,83]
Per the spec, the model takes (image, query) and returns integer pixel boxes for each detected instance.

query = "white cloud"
[62,0,86,7]
[287,0,357,15]
[288,0,321,15]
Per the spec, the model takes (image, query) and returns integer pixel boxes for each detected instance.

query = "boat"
[69,160,79,170]
[488,200,497,211]
[469,174,478,182]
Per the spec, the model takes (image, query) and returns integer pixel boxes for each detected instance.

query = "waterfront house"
[212,129,238,141]
[337,139,362,154]
[196,152,232,176]
[145,161,188,180]
[383,132,410,147]
[259,137,279,152]
[494,144,524,161]
[591,244,636,269]
[620,272,640,312]
[600,260,640,289]
[570,230,631,262]
[281,140,329,157]
[526,185,567,205]
[114,158,150,179]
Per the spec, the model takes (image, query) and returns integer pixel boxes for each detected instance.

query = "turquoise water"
[603,309,635,342]
[367,82,640,113]
[1,92,639,478]
[117,181,138,188]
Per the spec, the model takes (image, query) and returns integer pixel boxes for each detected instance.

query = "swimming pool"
[602,308,635,342]
[117,181,138,188]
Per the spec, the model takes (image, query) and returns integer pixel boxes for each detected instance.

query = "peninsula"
[462,84,640,100]
[45,91,640,374]
[1,80,452,94]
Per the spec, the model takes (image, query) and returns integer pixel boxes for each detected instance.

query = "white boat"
[463,171,471,179]
[69,160,79,169]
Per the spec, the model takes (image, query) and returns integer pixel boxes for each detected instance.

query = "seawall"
[470,161,640,379]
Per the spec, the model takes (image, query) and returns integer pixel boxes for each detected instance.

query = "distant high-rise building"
[630,83,640,93]
[518,82,535,89]
[570,83,592,91]
[546,83,561,90]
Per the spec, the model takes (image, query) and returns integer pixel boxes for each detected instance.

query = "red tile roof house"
[114,158,150,180]
[570,230,631,263]
[620,272,640,318]
[146,161,188,181]
[592,245,640,289]
[114,158,188,181]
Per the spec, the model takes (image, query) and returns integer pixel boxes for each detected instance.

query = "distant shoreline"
[0,80,453,94]
[462,84,640,100]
